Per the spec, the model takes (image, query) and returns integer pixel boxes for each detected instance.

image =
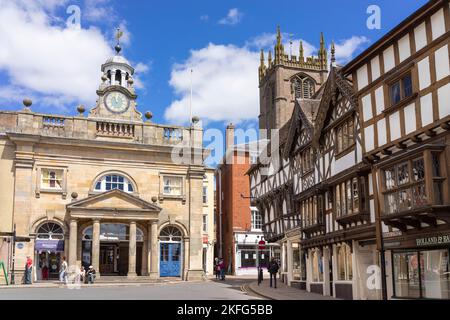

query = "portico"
[66,189,161,278]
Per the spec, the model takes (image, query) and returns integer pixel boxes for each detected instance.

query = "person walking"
[59,256,68,284]
[214,257,220,280]
[218,258,226,281]
[268,258,279,289]
[23,256,33,284]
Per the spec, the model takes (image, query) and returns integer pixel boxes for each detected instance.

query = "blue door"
[160,243,181,277]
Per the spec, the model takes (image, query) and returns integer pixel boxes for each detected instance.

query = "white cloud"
[164,44,260,125]
[333,36,370,64]
[83,0,115,23]
[200,15,209,22]
[218,8,243,26]
[0,0,113,109]
[246,32,317,58]
[0,0,148,111]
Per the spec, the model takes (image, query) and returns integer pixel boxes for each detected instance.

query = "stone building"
[0,42,208,282]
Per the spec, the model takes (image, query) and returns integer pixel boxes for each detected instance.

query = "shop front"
[35,222,66,281]
[385,231,450,299]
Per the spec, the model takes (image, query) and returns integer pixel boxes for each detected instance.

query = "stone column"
[149,221,159,279]
[128,221,137,278]
[92,220,100,278]
[111,70,116,85]
[323,247,331,296]
[287,240,293,285]
[121,72,127,87]
[141,227,149,276]
[69,219,78,268]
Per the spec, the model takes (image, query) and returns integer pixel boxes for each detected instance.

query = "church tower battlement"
[258,26,329,131]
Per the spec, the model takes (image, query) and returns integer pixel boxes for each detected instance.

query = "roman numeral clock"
[105,91,130,114]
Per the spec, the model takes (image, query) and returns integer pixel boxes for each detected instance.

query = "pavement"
[245,279,338,300]
[0,278,261,300]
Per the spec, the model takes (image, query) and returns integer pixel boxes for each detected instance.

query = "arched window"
[115,70,122,85]
[292,75,315,99]
[94,174,135,193]
[37,222,64,240]
[160,226,183,242]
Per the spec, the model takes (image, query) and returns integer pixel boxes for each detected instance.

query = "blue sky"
[0,0,428,134]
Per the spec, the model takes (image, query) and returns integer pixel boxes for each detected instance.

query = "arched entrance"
[35,222,65,281]
[159,226,182,277]
[82,223,144,276]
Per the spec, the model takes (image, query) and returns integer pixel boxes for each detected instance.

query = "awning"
[35,240,65,252]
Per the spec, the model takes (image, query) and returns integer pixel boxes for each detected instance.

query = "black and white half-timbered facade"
[249,55,380,300]
[343,0,450,300]
[249,0,450,300]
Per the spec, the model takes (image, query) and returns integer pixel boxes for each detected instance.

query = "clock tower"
[89,31,142,122]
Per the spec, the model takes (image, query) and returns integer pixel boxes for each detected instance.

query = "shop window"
[336,117,355,155]
[292,244,306,281]
[337,244,353,281]
[389,73,413,106]
[393,250,450,299]
[312,250,324,282]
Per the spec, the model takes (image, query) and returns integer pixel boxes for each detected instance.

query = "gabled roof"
[283,98,320,158]
[311,66,357,147]
[67,189,162,212]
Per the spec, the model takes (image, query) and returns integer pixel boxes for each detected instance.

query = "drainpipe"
[218,167,223,258]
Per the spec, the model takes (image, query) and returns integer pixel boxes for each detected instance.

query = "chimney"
[226,123,235,151]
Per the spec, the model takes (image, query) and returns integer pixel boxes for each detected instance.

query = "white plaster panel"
[370,56,381,81]
[398,34,411,63]
[418,57,431,90]
[334,150,355,175]
[431,8,446,41]
[370,199,375,223]
[438,83,450,118]
[404,103,416,135]
[375,86,384,115]
[435,45,450,81]
[377,118,387,146]
[389,111,401,141]
[357,64,369,90]
[364,125,375,152]
[414,22,427,52]
[383,45,395,72]
[420,93,433,127]
[362,93,373,122]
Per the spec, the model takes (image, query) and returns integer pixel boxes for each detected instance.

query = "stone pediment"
[67,189,161,213]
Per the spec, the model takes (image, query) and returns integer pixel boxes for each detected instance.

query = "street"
[0,279,262,300]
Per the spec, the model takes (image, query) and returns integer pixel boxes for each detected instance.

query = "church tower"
[89,29,142,122]
[258,27,329,131]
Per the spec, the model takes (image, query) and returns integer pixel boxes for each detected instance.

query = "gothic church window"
[292,75,315,99]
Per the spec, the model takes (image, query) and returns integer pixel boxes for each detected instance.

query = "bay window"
[335,177,365,217]
[336,117,355,154]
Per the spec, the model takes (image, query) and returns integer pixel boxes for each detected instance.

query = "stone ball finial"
[151,196,158,203]
[77,105,86,115]
[145,111,153,121]
[71,192,79,200]
[23,98,32,108]
[192,116,200,124]
[127,77,134,85]
[101,74,108,82]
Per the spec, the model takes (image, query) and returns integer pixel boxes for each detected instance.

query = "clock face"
[105,91,129,113]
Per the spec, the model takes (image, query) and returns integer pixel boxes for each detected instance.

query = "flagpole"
[189,69,193,126]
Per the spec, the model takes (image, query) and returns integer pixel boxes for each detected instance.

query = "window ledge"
[335,144,355,160]
[382,93,418,115]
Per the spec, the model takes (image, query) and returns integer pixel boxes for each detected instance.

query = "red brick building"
[215,124,279,275]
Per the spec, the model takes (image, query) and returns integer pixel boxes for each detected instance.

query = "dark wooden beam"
[381,148,392,156]
[440,122,450,131]
[416,215,437,227]
[399,217,421,230]
[425,129,436,137]
[395,141,407,149]
[385,220,407,232]
[411,135,422,143]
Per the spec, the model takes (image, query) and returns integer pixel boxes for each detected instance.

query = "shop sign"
[16,243,24,250]
[35,240,65,252]
[416,234,450,247]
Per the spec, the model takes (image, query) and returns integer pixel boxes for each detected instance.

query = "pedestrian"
[87,266,96,284]
[42,263,49,281]
[214,257,220,280]
[79,265,85,284]
[59,256,68,284]
[258,266,263,286]
[219,258,226,281]
[268,258,279,289]
[23,256,33,284]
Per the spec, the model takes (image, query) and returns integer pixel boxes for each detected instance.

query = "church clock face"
[105,91,130,114]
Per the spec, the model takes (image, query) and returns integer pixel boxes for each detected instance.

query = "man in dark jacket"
[267,258,279,289]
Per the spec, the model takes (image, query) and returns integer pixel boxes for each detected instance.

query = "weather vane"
[116,27,124,44]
